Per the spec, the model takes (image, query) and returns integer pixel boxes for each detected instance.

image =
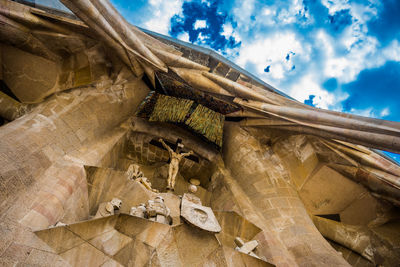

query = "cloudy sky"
[110,0,400,160]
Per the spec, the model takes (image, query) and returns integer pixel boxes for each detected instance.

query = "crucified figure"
[159,138,194,191]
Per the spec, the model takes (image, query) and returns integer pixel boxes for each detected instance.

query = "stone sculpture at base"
[94,198,122,218]
[126,164,144,180]
[127,163,159,192]
[130,203,147,218]
[235,237,260,259]
[136,176,159,193]
[159,138,193,190]
[146,196,171,224]
[180,193,221,233]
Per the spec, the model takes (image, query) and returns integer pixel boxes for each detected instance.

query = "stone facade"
[0,0,399,266]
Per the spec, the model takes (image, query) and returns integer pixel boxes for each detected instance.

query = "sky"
[108,0,400,162]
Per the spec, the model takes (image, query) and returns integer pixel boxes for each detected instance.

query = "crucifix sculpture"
[159,138,194,191]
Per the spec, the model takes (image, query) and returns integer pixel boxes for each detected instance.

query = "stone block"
[24,248,70,266]
[299,165,366,215]
[1,242,32,262]
[2,45,59,103]
[35,225,85,254]
[67,215,118,241]
[60,242,109,267]
[88,229,132,257]
[172,224,220,266]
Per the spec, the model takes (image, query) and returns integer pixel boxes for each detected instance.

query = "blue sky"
[110,0,400,161]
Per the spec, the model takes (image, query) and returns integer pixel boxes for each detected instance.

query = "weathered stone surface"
[235,237,259,254]
[222,124,350,266]
[159,192,181,225]
[299,164,367,215]
[34,214,229,266]
[86,166,156,215]
[2,45,59,103]
[215,211,262,248]
[89,229,132,256]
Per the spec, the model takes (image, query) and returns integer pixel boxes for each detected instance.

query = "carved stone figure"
[126,163,143,180]
[234,237,260,259]
[136,176,159,193]
[159,138,193,190]
[146,196,171,224]
[94,198,122,218]
[130,203,146,218]
[180,193,221,233]
[126,164,159,192]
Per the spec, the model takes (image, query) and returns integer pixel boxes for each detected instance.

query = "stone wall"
[0,77,149,265]
[273,134,395,227]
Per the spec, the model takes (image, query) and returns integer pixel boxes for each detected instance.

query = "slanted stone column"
[221,123,349,266]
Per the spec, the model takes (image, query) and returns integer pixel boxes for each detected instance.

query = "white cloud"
[321,0,350,15]
[194,20,207,30]
[314,3,399,83]
[315,0,390,85]
[348,107,390,119]
[382,40,400,62]
[316,22,381,84]
[276,0,310,25]
[350,1,379,24]
[200,0,211,6]
[232,0,256,32]
[144,0,183,34]
[259,7,277,26]
[222,23,233,37]
[177,32,189,42]
[263,8,274,16]
[380,107,390,117]
[197,32,206,42]
[326,36,379,83]
[221,22,241,44]
[226,0,398,116]
[349,107,375,117]
[288,74,343,109]
[236,31,305,80]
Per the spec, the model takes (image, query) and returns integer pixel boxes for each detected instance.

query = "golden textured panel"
[186,104,224,147]
[149,94,193,123]
[74,66,92,87]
